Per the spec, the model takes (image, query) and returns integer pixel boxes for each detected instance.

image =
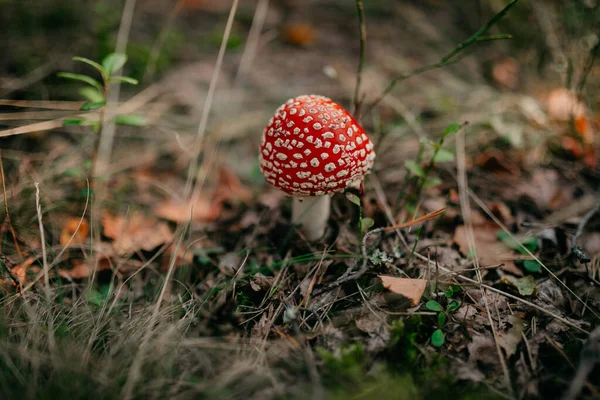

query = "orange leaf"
[282,23,317,47]
[546,88,586,122]
[60,218,89,246]
[154,197,222,223]
[379,276,427,307]
[102,212,173,255]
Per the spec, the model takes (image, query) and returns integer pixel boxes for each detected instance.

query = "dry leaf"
[102,211,173,255]
[492,57,519,89]
[282,23,316,47]
[453,225,522,276]
[60,218,89,246]
[215,167,252,204]
[379,276,427,306]
[154,196,222,223]
[546,88,586,122]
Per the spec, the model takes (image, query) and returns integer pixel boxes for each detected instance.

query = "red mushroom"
[259,95,376,240]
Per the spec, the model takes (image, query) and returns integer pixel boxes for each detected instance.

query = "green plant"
[58,53,144,132]
[396,122,462,214]
[426,285,462,348]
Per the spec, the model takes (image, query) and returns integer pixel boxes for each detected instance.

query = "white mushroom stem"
[292,195,331,241]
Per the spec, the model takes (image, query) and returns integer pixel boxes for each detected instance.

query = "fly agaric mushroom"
[259,95,376,240]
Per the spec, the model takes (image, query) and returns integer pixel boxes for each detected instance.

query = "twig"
[352,0,366,118]
[576,39,599,95]
[34,183,50,295]
[0,150,21,256]
[364,0,518,115]
[571,200,600,264]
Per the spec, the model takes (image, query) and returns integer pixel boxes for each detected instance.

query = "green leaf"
[523,259,542,273]
[115,114,147,127]
[72,56,105,75]
[423,177,441,188]
[346,192,361,207]
[110,75,138,85]
[433,149,455,163]
[497,231,538,253]
[444,290,453,298]
[443,122,460,137]
[451,285,461,293]
[80,101,106,111]
[361,217,374,232]
[426,300,444,312]
[57,72,102,91]
[431,329,445,347]
[437,312,446,327]
[447,299,461,312]
[102,53,127,76]
[62,119,86,126]
[504,275,536,296]
[79,87,105,103]
[61,167,84,178]
[405,160,425,177]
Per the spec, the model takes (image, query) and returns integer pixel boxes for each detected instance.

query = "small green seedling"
[426,286,462,348]
[58,53,146,132]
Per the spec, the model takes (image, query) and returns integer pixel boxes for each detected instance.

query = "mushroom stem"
[292,195,331,241]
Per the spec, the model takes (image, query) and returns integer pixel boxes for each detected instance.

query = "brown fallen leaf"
[215,167,252,204]
[379,276,427,307]
[60,218,89,246]
[492,57,519,90]
[282,23,316,47]
[154,196,222,223]
[546,88,586,122]
[453,225,523,276]
[102,211,173,255]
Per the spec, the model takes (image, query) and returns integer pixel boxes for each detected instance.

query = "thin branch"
[365,0,518,114]
[0,150,21,256]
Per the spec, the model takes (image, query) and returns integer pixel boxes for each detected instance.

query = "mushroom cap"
[259,95,376,196]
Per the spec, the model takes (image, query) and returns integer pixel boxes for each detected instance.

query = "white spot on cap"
[336,170,349,178]
[310,158,320,167]
[304,149,311,156]
[366,142,374,150]
[332,145,341,154]
[303,116,313,123]
[300,162,307,168]
[313,122,322,130]
[320,152,329,160]
[314,139,323,148]
[306,136,314,143]
[322,131,334,139]
[324,141,331,148]
[289,108,297,115]
[293,153,303,159]
[299,109,306,116]
[324,163,336,172]
[297,142,304,148]
[338,134,346,142]
[293,127,301,135]
[356,136,363,145]
[276,153,287,160]
[297,171,311,179]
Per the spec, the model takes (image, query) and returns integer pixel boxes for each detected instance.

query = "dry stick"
[312,207,445,296]
[364,0,518,116]
[456,129,514,397]
[121,1,240,398]
[89,0,137,291]
[0,151,21,256]
[235,0,270,84]
[351,0,366,118]
[34,183,50,295]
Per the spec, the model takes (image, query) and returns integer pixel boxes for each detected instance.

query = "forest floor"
[0,1,599,399]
